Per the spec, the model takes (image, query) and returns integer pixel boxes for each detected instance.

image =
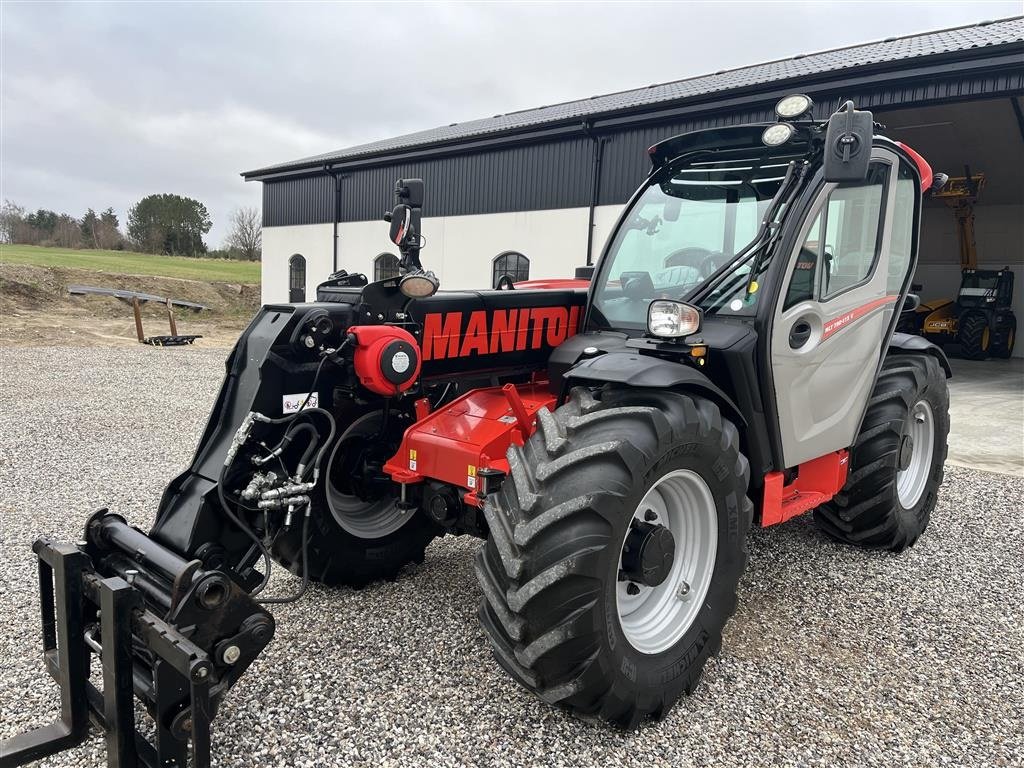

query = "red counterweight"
[384,381,556,506]
[349,325,422,396]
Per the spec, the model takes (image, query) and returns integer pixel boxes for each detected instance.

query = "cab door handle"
[789,319,812,349]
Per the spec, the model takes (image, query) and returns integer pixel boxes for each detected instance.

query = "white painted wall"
[262,206,612,303]
[591,204,626,262]
[261,223,334,304]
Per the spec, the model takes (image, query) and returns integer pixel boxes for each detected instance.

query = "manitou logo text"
[422,306,581,360]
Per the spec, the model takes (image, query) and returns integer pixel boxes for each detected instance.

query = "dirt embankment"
[0,263,261,347]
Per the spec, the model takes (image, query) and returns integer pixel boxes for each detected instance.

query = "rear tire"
[957,313,990,360]
[271,410,438,587]
[815,354,949,551]
[475,386,752,728]
[271,503,436,588]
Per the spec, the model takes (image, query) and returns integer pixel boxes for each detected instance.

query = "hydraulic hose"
[289,423,319,471]
[257,506,311,605]
[220,406,336,598]
[215,337,342,600]
[218,467,275,596]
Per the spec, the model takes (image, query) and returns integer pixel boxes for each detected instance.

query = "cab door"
[770,147,907,468]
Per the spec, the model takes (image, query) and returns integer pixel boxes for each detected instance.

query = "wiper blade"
[743,160,805,296]
[686,159,807,307]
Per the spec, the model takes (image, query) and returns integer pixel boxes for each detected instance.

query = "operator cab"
[958,268,1013,309]
[559,95,932,478]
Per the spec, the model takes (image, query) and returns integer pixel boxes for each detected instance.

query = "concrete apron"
[946,358,1024,477]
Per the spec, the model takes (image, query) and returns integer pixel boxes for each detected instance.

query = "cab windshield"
[591,152,798,330]
[959,273,1000,306]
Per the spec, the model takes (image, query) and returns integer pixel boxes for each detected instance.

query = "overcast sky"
[2,1,1020,246]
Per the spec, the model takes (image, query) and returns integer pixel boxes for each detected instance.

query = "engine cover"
[350,325,422,395]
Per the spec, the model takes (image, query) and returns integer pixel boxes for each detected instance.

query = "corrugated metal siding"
[597,104,778,204]
[263,175,334,227]
[336,137,593,222]
[263,69,1024,226]
[596,69,1024,202]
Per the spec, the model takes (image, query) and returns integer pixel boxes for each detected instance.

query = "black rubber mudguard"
[564,351,746,426]
[889,332,952,377]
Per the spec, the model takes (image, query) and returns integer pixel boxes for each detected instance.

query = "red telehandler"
[1,96,950,767]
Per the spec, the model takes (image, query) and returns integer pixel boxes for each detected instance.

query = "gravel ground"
[1,346,1022,767]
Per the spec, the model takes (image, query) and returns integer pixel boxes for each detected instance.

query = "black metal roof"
[243,17,1024,179]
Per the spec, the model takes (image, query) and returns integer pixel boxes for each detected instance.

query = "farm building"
[243,16,1024,356]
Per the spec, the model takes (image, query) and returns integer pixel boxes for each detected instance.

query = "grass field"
[0,244,261,283]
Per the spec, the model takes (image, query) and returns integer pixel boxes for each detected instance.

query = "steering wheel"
[665,246,714,269]
[700,255,721,279]
[496,274,516,290]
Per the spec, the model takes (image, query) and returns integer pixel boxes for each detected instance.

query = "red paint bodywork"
[761,450,850,527]
[895,141,933,191]
[383,380,556,507]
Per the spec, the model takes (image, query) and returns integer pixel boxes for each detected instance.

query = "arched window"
[374,252,400,281]
[288,254,306,302]
[492,251,529,288]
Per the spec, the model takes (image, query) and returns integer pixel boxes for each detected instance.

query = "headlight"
[762,123,794,147]
[647,300,702,339]
[399,270,440,298]
[775,94,813,119]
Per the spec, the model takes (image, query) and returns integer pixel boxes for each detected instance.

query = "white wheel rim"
[325,412,415,539]
[896,400,934,509]
[616,469,718,655]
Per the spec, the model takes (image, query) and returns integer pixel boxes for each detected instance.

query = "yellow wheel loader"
[897,170,1017,359]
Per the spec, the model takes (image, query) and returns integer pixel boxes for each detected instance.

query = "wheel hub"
[615,469,718,655]
[896,400,935,510]
[897,433,914,471]
[620,521,675,587]
[325,411,416,539]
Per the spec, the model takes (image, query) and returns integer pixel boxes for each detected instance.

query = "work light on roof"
[399,269,440,298]
[761,123,794,147]
[775,94,813,119]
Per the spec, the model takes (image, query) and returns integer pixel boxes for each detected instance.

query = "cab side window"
[888,162,917,294]
[784,215,822,309]
[819,163,888,298]
[784,162,889,308]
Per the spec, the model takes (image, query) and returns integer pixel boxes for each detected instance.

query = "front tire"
[475,387,752,728]
[815,354,949,551]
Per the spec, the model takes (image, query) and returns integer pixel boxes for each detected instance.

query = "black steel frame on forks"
[0,539,214,768]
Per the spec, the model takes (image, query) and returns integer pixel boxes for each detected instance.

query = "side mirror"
[823,101,873,182]
[903,293,921,312]
[389,204,412,246]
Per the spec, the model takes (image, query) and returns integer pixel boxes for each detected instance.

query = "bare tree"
[0,200,25,243]
[225,206,262,261]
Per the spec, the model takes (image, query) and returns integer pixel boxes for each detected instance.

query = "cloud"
[2,1,1020,245]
